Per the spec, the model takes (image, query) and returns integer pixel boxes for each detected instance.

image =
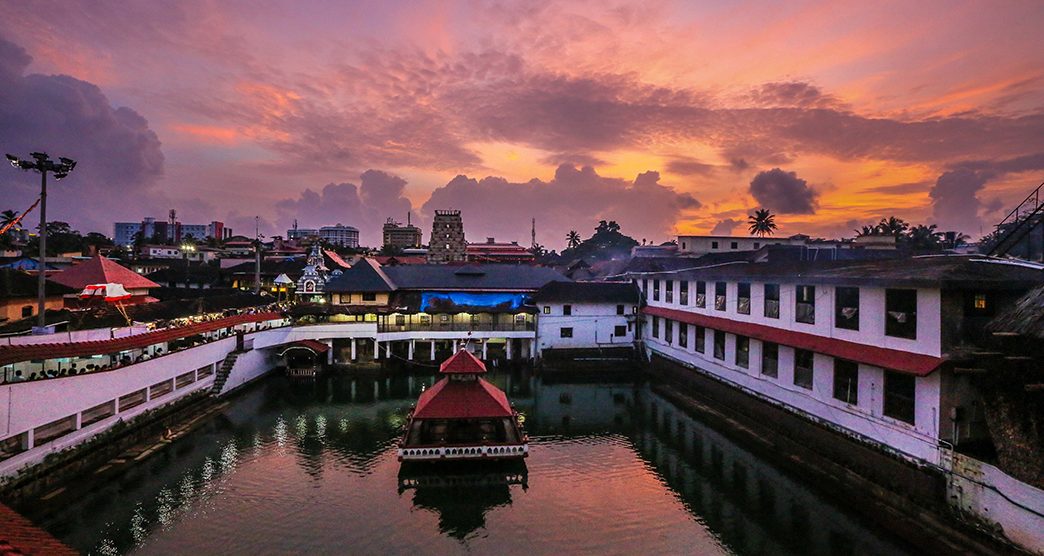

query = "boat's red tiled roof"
[413,377,513,419]
[0,502,77,555]
[50,255,160,291]
[439,349,487,374]
[0,312,282,367]
[643,306,943,376]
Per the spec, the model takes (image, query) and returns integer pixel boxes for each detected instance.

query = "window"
[616,304,625,315]
[81,401,116,426]
[794,349,814,390]
[835,287,859,330]
[695,281,707,308]
[643,279,649,300]
[652,316,660,338]
[678,322,688,348]
[885,289,917,339]
[711,241,719,249]
[665,281,674,303]
[796,285,816,324]
[21,305,32,318]
[362,292,377,302]
[665,320,674,343]
[713,330,726,360]
[764,283,780,318]
[884,371,916,424]
[714,281,727,311]
[560,327,574,338]
[653,280,661,301]
[730,241,739,249]
[735,336,749,368]
[694,325,706,353]
[176,371,197,389]
[680,281,689,305]
[761,342,779,378]
[119,389,147,412]
[737,283,751,314]
[833,360,859,405]
[563,304,572,316]
[964,292,994,316]
[614,325,627,337]
[973,294,987,310]
[543,306,550,314]
[150,379,173,399]
[753,242,760,249]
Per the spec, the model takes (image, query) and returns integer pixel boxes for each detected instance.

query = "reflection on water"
[28,370,914,555]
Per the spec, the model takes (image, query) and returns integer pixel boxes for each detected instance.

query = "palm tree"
[854,224,880,237]
[566,230,581,249]
[907,224,943,250]
[606,220,621,233]
[747,209,778,237]
[877,216,909,238]
[1,210,18,231]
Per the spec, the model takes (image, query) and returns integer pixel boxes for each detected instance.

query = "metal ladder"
[985,180,1044,258]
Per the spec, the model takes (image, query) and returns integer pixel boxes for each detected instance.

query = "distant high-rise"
[319,224,360,248]
[383,216,423,249]
[427,210,466,263]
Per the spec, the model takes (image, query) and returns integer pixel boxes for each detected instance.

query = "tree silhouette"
[747,209,777,237]
[1,210,20,232]
[566,230,581,249]
[877,216,909,237]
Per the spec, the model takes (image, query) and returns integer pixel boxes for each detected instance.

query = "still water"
[33,370,914,555]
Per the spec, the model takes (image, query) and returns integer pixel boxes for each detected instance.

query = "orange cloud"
[170,123,240,145]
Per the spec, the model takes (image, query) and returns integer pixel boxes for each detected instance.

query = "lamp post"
[6,152,77,331]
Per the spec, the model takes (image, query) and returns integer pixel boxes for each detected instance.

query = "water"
[31,370,914,555]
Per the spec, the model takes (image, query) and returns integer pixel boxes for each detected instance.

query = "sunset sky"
[2,0,1043,248]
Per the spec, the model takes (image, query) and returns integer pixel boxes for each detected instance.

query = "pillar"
[374,340,380,359]
[385,342,391,358]
[481,339,488,360]
[430,340,436,360]
[506,338,513,360]
[408,340,415,360]
[351,380,357,401]
[351,338,357,361]
[326,341,334,364]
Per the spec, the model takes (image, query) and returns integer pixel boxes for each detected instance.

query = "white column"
[408,340,415,360]
[326,341,334,364]
[506,338,513,360]
[482,339,488,360]
[385,341,391,358]
[430,340,436,360]
[374,340,380,359]
[351,338,357,361]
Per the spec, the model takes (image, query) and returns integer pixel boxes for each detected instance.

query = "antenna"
[407,212,411,226]
[531,217,536,248]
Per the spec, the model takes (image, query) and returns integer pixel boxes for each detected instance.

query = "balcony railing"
[378,321,535,333]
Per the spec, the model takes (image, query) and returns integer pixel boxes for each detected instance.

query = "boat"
[398,349,528,461]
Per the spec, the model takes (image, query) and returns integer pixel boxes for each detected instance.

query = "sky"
[1,0,1044,249]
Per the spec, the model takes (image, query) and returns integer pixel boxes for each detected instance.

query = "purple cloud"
[749,168,818,214]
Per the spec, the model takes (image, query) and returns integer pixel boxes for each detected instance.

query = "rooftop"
[50,255,160,291]
[325,262,567,293]
[532,280,641,304]
[0,269,76,299]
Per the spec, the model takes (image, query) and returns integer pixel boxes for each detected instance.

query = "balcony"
[378,313,534,333]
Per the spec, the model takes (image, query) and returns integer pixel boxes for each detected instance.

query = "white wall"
[536,302,635,353]
[948,453,1044,554]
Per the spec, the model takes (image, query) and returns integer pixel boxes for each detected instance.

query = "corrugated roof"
[50,255,160,290]
[532,280,641,303]
[644,306,942,376]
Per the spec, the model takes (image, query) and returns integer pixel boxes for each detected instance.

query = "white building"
[624,254,1042,467]
[319,224,360,248]
[532,281,641,355]
[676,234,802,255]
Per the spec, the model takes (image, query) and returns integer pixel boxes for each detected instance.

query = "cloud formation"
[748,168,818,214]
[0,35,164,233]
[710,219,741,235]
[422,164,700,249]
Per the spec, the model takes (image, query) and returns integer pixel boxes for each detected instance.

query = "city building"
[624,254,1043,468]
[286,227,319,241]
[0,269,75,323]
[319,224,360,248]
[114,216,229,246]
[675,234,800,255]
[383,217,423,249]
[427,210,466,264]
[532,281,641,356]
[466,238,535,264]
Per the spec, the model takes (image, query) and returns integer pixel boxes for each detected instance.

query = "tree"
[1,210,19,232]
[906,224,942,250]
[877,216,909,238]
[747,209,778,237]
[606,220,620,233]
[854,224,880,237]
[566,230,581,249]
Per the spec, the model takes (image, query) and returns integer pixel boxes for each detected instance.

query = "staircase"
[210,352,240,395]
[985,181,1044,260]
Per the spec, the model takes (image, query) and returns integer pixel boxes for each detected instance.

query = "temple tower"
[427,210,466,263]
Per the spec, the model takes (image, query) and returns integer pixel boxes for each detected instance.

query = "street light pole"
[6,152,77,331]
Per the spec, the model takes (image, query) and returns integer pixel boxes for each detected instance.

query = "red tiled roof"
[413,377,513,419]
[643,306,942,376]
[0,312,282,367]
[281,339,330,353]
[439,349,487,374]
[50,255,160,291]
[0,503,77,555]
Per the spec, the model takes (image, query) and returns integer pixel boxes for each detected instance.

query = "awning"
[80,283,132,302]
[278,339,330,356]
[643,306,943,376]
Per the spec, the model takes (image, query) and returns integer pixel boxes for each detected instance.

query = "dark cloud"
[930,169,989,233]
[665,156,716,176]
[422,164,699,249]
[748,168,818,214]
[710,218,740,235]
[748,82,842,109]
[274,170,415,246]
[0,35,165,234]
